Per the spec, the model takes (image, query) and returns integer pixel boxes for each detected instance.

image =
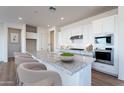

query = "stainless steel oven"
[94,48,114,65]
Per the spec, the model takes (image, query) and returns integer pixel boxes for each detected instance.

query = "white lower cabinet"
[92,62,118,76]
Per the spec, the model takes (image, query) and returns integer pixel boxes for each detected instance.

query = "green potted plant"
[60,52,74,62]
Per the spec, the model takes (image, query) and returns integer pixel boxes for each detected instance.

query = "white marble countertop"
[57,49,94,57]
[29,51,95,75]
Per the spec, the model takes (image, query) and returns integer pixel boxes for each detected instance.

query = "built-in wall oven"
[94,48,114,65]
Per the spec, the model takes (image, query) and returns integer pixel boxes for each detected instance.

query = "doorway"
[8,28,21,60]
[26,39,37,53]
[50,31,54,52]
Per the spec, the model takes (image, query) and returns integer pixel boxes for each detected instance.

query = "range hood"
[70,35,83,40]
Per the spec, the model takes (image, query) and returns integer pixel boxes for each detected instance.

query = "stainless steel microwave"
[95,34,114,45]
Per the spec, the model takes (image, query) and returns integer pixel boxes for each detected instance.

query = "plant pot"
[60,56,74,62]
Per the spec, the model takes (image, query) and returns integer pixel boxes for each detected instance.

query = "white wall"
[0,23,3,61]
[59,9,117,49]
[21,24,26,53]
[0,22,26,62]
[0,23,6,61]
[118,7,124,80]
[0,23,8,62]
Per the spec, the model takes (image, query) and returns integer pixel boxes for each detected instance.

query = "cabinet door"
[102,16,115,33]
[92,19,103,34]
[93,15,115,34]
[74,27,83,35]
[82,25,89,45]
[61,30,71,45]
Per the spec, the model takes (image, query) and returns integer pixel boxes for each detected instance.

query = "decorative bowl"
[60,52,74,62]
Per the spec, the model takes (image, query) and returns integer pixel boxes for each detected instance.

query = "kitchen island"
[29,51,95,86]
[57,48,94,57]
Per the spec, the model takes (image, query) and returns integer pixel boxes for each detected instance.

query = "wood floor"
[0,60,16,86]
[0,59,124,86]
[92,70,124,86]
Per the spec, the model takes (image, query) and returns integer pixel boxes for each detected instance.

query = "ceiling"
[0,6,116,28]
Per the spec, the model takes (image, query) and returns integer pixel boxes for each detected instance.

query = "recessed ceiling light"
[60,17,64,21]
[47,25,50,27]
[34,11,38,14]
[18,17,22,20]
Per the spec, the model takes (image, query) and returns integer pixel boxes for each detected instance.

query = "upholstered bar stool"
[14,56,40,85]
[14,52,32,58]
[17,62,62,86]
[15,56,39,67]
[14,52,47,85]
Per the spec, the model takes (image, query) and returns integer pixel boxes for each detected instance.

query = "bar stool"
[14,53,40,85]
[14,52,32,58]
[17,62,62,86]
[15,56,38,67]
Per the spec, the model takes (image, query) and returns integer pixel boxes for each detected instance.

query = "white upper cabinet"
[102,16,115,33]
[93,19,103,34]
[93,15,115,35]
[61,29,71,45]
[73,27,83,35]
[26,32,37,39]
